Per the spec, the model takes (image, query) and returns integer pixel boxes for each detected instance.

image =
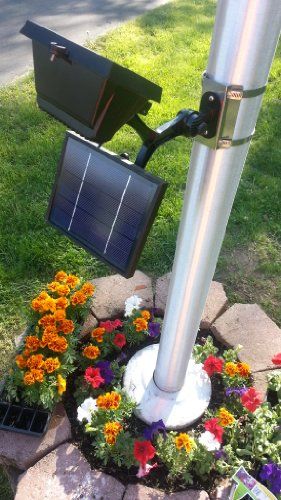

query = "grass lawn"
[0,0,280,378]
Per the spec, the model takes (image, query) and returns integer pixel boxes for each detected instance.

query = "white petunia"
[77,397,97,423]
[124,295,142,317]
[198,431,221,451]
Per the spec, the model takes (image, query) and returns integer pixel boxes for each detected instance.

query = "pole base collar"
[123,344,211,429]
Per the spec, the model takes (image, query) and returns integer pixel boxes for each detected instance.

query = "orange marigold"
[26,354,45,370]
[56,297,69,309]
[40,332,58,348]
[41,296,57,313]
[53,309,66,322]
[218,407,235,427]
[43,325,58,336]
[23,349,31,358]
[97,391,121,410]
[55,271,68,282]
[103,422,123,445]
[175,433,195,453]
[47,281,60,293]
[38,315,56,328]
[133,317,148,332]
[236,362,251,377]
[25,336,40,352]
[15,355,27,369]
[91,327,105,343]
[23,371,35,385]
[55,284,70,297]
[58,319,74,335]
[81,282,95,296]
[48,336,68,353]
[224,362,238,377]
[30,368,44,383]
[31,298,44,313]
[141,310,151,321]
[70,291,87,306]
[66,274,80,289]
[83,345,100,360]
[44,357,61,373]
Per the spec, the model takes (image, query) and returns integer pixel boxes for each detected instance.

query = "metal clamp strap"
[196,74,266,150]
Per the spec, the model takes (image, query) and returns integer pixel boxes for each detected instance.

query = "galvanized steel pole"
[124,0,281,427]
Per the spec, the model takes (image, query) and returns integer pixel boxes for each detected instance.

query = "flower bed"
[2,273,281,497]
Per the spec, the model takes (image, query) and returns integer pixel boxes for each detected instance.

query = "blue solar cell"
[47,132,167,277]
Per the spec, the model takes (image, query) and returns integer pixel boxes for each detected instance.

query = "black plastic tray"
[0,401,51,437]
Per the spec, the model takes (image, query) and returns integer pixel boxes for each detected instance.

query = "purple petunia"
[116,351,127,364]
[259,463,281,495]
[225,386,248,397]
[148,322,161,338]
[214,449,227,460]
[143,419,167,441]
[95,361,114,385]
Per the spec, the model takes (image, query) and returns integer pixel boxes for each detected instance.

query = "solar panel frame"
[46,131,168,277]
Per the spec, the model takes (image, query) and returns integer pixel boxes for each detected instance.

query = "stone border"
[1,270,280,499]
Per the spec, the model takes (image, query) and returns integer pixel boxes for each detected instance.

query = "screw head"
[203,130,209,136]
[208,95,215,102]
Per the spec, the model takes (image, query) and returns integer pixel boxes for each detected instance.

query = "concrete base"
[123,344,211,429]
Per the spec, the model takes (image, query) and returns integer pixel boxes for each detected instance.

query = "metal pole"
[154,0,281,392]
[124,0,281,427]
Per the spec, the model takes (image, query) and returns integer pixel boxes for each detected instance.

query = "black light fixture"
[47,132,167,277]
[20,20,162,144]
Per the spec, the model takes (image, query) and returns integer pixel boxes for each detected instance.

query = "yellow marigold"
[175,433,195,453]
[55,284,70,297]
[23,371,35,385]
[38,315,56,328]
[30,368,44,383]
[53,309,66,321]
[56,297,69,310]
[26,354,45,370]
[40,332,58,349]
[91,327,105,343]
[47,281,60,293]
[103,422,123,445]
[218,407,235,427]
[83,345,100,360]
[133,317,148,332]
[25,336,40,352]
[224,362,238,377]
[57,319,74,335]
[15,355,27,369]
[70,290,87,306]
[97,391,121,410]
[48,336,68,353]
[55,271,68,282]
[42,296,57,313]
[44,357,61,373]
[66,274,80,289]
[236,362,251,377]
[57,374,66,395]
[81,282,95,296]
[141,310,151,321]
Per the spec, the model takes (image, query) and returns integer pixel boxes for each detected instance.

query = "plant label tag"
[230,466,277,500]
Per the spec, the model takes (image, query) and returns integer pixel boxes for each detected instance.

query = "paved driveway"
[0,0,169,86]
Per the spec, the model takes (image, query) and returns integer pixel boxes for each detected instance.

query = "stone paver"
[124,485,209,499]
[15,442,125,500]
[91,271,153,320]
[252,370,278,401]
[155,273,228,328]
[0,403,71,470]
[211,304,281,372]
[79,311,98,338]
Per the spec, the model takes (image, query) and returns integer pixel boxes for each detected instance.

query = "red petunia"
[134,440,156,466]
[272,353,281,366]
[84,367,105,388]
[113,333,126,349]
[241,387,262,413]
[100,319,123,333]
[204,417,224,443]
[203,356,224,377]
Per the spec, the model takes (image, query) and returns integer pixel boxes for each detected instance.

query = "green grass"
[0,0,280,379]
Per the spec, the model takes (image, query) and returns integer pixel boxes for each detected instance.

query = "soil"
[64,328,227,493]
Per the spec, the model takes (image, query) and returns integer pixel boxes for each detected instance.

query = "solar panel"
[47,132,167,277]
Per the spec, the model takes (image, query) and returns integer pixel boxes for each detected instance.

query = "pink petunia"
[272,353,281,366]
